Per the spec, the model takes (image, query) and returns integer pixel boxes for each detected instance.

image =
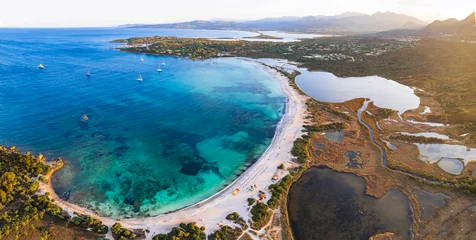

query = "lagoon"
[253,58,420,115]
[288,167,413,240]
[295,71,420,115]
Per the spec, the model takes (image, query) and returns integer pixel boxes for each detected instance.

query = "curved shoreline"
[40,62,309,238]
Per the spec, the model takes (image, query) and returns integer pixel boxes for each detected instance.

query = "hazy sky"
[0,0,474,27]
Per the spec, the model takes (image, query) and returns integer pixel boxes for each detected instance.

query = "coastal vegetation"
[206,213,248,239]
[267,175,293,209]
[208,225,242,240]
[0,146,108,239]
[0,146,55,238]
[247,198,255,206]
[152,222,206,240]
[249,174,297,230]
[68,214,108,234]
[225,212,248,230]
[113,36,286,60]
[111,222,136,239]
[291,135,311,163]
[249,202,271,230]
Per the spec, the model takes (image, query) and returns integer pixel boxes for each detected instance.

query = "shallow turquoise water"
[0,29,285,217]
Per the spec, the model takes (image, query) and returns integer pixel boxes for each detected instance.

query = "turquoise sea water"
[0,28,285,217]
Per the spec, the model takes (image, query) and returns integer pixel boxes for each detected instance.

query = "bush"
[208,225,242,240]
[303,122,345,132]
[226,212,248,230]
[250,202,271,230]
[112,222,135,239]
[247,198,255,206]
[152,222,205,240]
[267,175,293,209]
[68,214,108,234]
[291,135,310,163]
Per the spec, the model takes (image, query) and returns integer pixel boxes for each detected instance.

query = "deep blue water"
[0,28,285,217]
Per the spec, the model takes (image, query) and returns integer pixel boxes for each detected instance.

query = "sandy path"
[40,64,308,239]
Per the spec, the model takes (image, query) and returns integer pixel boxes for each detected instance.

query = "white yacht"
[86,69,91,77]
[157,66,162,72]
[140,56,144,62]
[137,75,143,81]
[161,60,166,66]
[39,64,44,69]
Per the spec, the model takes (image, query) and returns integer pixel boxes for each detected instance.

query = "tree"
[112,222,123,235]
[0,172,17,193]
[0,190,7,204]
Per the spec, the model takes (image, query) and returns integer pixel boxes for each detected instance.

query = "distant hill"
[125,12,426,34]
[370,12,475,39]
[422,12,475,36]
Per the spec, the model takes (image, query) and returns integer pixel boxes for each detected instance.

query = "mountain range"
[423,12,475,36]
[374,12,475,38]
[123,11,427,34]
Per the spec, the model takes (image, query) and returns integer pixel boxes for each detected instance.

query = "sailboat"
[157,66,162,72]
[39,64,44,69]
[161,60,166,66]
[140,56,144,62]
[137,75,143,81]
[86,69,91,77]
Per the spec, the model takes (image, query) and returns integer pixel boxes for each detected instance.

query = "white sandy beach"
[40,65,309,240]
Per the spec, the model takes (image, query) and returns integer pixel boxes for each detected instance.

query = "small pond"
[416,143,475,174]
[398,132,450,140]
[407,120,448,127]
[412,188,450,221]
[288,167,413,240]
[416,143,476,164]
[345,150,364,169]
[325,130,345,143]
[437,158,465,175]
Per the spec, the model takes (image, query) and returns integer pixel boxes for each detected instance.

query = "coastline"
[39,62,309,239]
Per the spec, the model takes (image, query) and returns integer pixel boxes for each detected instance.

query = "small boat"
[39,64,44,69]
[161,60,166,66]
[157,66,162,72]
[137,75,143,81]
[140,56,144,62]
[83,115,89,121]
[86,69,91,77]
